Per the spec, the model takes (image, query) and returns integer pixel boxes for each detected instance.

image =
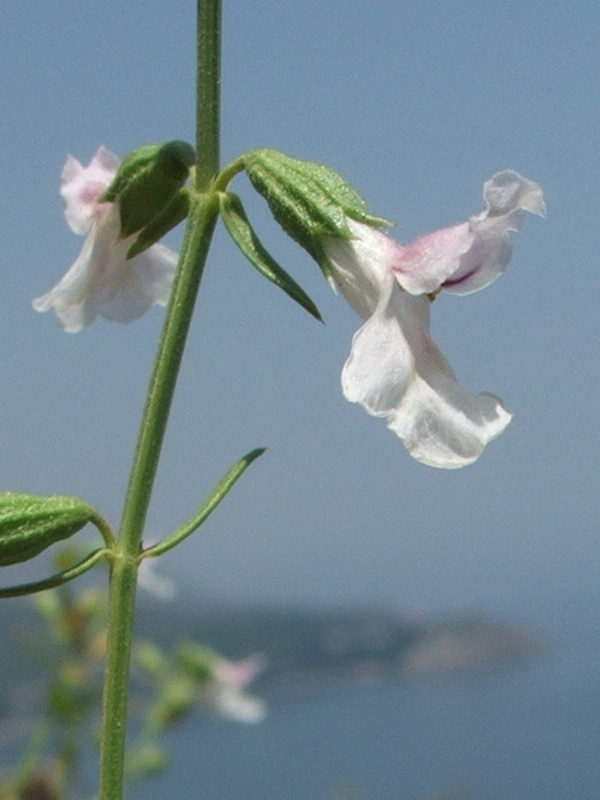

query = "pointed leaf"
[220,193,322,321]
[143,448,266,559]
[0,548,107,598]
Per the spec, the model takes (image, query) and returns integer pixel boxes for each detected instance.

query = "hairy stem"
[98,2,222,799]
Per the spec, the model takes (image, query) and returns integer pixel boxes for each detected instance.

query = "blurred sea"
[1,584,598,800]
[131,586,600,800]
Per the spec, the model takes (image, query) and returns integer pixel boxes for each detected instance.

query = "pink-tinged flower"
[202,654,266,723]
[33,147,178,332]
[323,171,545,469]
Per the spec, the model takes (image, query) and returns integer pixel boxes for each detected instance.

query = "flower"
[201,654,267,723]
[33,146,178,332]
[323,171,545,469]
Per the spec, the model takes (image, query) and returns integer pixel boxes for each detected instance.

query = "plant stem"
[196,0,221,190]
[98,2,222,799]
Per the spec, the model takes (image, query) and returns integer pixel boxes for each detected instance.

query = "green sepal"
[100,140,195,241]
[127,189,190,259]
[219,192,322,321]
[243,148,389,277]
[126,744,168,777]
[0,492,99,567]
[174,642,217,683]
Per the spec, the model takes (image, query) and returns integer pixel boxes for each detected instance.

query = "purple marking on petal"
[442,265,480,288]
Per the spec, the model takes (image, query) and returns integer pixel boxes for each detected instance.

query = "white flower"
[202,654,266,723]
[33,146,178,332]
[323,171,545,469]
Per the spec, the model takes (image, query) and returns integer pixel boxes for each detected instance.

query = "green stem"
[196,0,221,190]
[98,2,222,799]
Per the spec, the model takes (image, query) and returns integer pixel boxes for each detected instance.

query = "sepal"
[127,189,190,259]
[100,140,195,241]
[243,148,388,277]
[219,192,322,320]
[175,642,215,683]
[0,492,99,566]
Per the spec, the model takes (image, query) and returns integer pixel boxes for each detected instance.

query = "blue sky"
[0,1,597,619]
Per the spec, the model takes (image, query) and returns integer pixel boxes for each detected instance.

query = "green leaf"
[0,548,106,598]
[0,492,98,566]
[219,193,322,321]
[143,448,266,559]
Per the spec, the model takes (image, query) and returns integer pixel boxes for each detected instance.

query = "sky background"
[0,1,597,624]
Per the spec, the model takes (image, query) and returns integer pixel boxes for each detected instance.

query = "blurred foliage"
[0,550,264,800]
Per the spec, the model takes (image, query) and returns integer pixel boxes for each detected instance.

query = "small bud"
[243,148,388,277]
[154,677,197,726]
[101,140,195,241]
[174,641,216,683]
[135,641,169,677]
[128,744,168,776]
[0,492,98,566]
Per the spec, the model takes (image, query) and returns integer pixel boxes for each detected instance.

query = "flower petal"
[204,655,266,723]
[99,241,178,323]
[442,170,545,296]
[324,222,395,318]
[326,219,475,303]
[32,218,111,332]
[60,146,120,235]
[324,170,542,467]
[387,375,512,470]
[33,206,177,332]
[341,274,413,415]
[205,684,266,723]
[481,169,546,218]
[341,283,512,468]
[391,222,474,295]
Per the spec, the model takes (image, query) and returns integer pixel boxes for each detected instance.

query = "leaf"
[219,193,322,321]
[143,448,266,559]
[0,548,106,598]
